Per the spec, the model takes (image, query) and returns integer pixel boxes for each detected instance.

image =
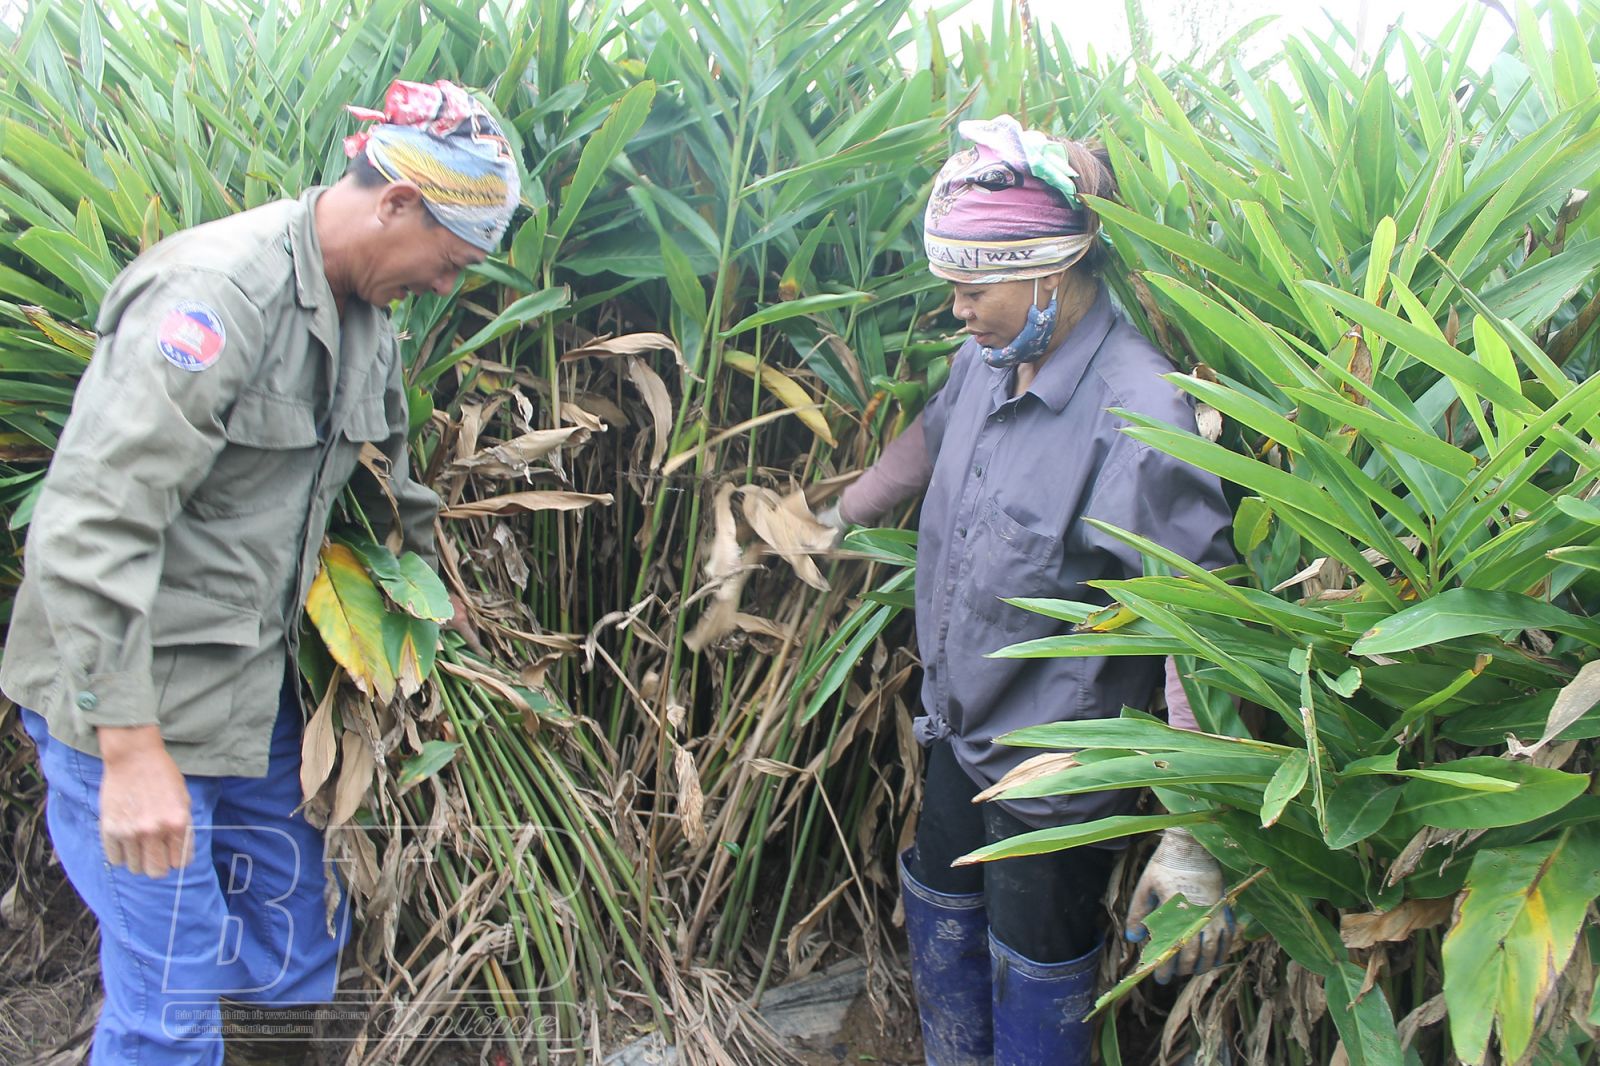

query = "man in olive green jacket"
[2,79,518,1065]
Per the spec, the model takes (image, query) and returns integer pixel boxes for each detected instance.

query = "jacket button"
[75,691,98,712]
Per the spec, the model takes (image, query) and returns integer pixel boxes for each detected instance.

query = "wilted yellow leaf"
[305,544,396,703]
[1079,603,1139,632]
[723,350,837,446]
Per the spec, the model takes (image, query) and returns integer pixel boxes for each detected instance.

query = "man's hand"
[444,589,488,656]
[1124,827,1234,981]
[97,725,193,879]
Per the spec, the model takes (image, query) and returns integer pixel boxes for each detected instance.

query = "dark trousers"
[909,739,1116,963]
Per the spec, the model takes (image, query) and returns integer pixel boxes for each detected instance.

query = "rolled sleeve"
[27,271,263,730]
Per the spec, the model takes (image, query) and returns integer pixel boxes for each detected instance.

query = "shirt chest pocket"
[307,390,389,514]
[959,498,1064,633]
[185,390,321,518]
[339,392,390,444]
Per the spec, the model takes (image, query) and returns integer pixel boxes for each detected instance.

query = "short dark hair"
[342,153,441,226]
[345,151,388,188]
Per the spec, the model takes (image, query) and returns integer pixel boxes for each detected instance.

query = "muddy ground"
[0,847,1169,1065]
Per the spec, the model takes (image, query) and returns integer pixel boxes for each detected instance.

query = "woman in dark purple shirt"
[821,116,1237,1065]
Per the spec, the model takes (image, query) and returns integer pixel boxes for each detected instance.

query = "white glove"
[1123,827,1234,981]
[814,502,849,548]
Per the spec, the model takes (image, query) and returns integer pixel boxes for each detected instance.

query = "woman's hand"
[814,502,849,549]
[97,725,193,879]
[1123,827,1234,980]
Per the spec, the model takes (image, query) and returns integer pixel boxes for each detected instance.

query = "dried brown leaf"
[973,751,1080,803]
[732,611,789,641]
[1397,994,1447,1049]
[560,401,605,432]
[449,426,589,479]
[1517,659,1600,756]
[564,331,683,367]
[517,652,564,691]
[441,490,613,518]
[356,444,401,534]
[1523,627,1555,656]
[330,728,375,827]
[738,486,833,591]
[299,676,340,802]
[1358,946,1385,997]
[685,532,767,653]
[1161,968,1225,1063]
[1341,897,1454,949]
[624,356,673,471]
[1271,556,1331,594]
[437,660,539,724]
[1347,327,1374,399]
[568,392,630,427]
[454,401,486,463]
[822,332,867,399]
[1131,275,1178,355]
[674,745,707,849]
[704,483,742,587]
[748,758,805,779]
[1245,998,1276,1065]
[784,878,852,971]
[1286,962,1327,1048]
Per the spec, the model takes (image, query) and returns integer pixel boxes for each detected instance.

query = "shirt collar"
[1028,284,1115,412]
[987,284,1116,414]
[289,187,331,306]
[288,186,342,353]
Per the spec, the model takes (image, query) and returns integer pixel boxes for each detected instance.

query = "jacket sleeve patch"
[157,301,228,372]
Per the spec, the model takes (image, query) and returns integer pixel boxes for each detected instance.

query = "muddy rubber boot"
[900,849,994,1066]
[219,999,317,1066]
[989,932,1099,1066]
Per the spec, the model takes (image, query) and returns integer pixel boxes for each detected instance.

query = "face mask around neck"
[979,277,1058,369]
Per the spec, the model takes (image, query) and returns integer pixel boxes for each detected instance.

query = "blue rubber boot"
[900,849,994,1065]
[990,932,1100,1066]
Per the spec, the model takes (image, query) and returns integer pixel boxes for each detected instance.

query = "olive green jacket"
[0,188,439,777]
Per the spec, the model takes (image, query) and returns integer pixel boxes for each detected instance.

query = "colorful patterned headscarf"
[923,115,1099,284]
[345,80,520,252]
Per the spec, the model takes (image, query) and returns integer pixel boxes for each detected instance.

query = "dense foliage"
[1,0,1597,1063]
[971,4,1600,1064]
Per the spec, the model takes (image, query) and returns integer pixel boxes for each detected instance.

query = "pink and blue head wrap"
[923,115,1100,284]
[344,80,521,252]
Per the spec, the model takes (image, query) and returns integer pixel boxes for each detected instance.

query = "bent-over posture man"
[1,79,518,1065]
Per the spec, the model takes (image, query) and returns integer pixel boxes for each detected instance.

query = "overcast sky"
[931,0,1516,71]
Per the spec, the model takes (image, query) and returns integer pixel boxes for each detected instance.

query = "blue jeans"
[21,685,348,1065]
